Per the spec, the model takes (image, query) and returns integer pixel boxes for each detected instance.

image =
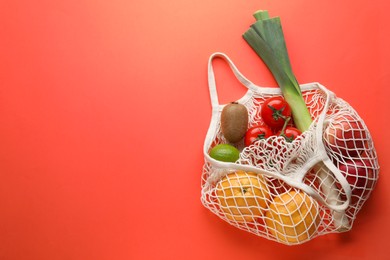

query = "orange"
[265,190,320,245]
[216,171,270,223]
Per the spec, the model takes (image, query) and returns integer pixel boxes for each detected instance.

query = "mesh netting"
[201,84,379,245]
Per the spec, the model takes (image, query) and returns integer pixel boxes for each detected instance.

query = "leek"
[243,10,312,132]
[243,10,350,231]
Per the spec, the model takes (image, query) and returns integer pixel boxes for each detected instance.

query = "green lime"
[209,144,240,162]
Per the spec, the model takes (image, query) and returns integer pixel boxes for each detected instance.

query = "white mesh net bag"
[201,53,380,245]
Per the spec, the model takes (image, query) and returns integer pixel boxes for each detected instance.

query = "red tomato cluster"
[245,96,302,146]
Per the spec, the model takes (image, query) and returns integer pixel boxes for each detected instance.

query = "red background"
[1,1,389,259]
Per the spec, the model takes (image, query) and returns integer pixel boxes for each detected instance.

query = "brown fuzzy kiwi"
[221,102,248,143]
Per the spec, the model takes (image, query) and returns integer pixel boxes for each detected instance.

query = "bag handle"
[208,52,258,108]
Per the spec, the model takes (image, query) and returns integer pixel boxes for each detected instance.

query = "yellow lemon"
[265,191,320,244]
[216,171,270,223]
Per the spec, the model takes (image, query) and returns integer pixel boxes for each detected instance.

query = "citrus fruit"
[216,171,270,223]
[265,190,320,244]
[209,144,240,162]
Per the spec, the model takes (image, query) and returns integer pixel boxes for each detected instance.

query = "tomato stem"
[256,133,266,140]
[268,104,289,121]
[278,117,295,142]
[279,116,291,134]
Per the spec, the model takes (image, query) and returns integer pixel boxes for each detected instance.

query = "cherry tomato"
[244,124,273,146]
[261,96,292,130]
[277,126,302,142]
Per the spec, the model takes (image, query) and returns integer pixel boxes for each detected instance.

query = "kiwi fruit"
[221,102,248,143]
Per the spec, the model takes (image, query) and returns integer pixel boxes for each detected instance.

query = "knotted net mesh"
[201,84,379,245]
